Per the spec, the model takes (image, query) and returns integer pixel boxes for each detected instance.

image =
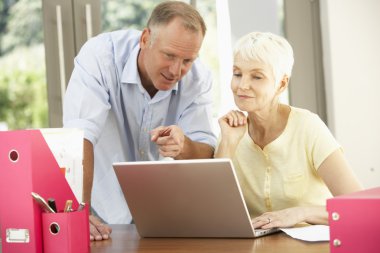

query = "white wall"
[217,0,284,116]
[320,0,380,188]
[228,0,281,44]
[216,0,283,120]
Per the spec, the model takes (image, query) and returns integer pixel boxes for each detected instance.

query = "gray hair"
[147,1,206,40]
[233,32,294,85]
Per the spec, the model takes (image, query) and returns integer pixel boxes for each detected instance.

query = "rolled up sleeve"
[63,38,112,145]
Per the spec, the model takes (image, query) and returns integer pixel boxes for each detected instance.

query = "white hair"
[233,32,294,85]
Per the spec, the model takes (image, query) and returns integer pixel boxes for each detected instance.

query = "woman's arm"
[252,149,363,229]
[317,148,362,196]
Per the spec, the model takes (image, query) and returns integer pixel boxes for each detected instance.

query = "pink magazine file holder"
[0,129,88,253]
[42,206,90,253]
[327,187,380,253]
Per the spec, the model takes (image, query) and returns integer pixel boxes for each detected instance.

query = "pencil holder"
[42,207,90,253]
[0,130,80,253]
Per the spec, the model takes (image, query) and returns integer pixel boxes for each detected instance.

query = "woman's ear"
[276,75,289,94]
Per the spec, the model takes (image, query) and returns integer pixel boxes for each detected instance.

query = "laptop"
[113,158,278,238]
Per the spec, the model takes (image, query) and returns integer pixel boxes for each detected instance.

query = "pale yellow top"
[232,107,339,218]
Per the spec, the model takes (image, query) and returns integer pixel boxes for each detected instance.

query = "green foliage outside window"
[0,45,48,129]
[0,0,219,130]
[0,0,47,130]
[101,0,163,32]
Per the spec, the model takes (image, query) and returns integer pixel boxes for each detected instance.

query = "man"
[63,1,216,241]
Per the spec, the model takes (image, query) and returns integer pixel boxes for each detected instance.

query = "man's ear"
[140,28,150,49]
[277,75,289,94]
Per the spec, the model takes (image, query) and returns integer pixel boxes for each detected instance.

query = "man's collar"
[121,45,141,85]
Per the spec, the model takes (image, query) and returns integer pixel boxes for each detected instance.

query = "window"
[1,0,290,132]
[0,0,48,130]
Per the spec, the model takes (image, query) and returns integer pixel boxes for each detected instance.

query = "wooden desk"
[90,225,330,253]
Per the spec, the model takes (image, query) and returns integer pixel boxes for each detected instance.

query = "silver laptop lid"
[113,158,256,238]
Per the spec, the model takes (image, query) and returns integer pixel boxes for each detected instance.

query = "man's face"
[138,18,204,91]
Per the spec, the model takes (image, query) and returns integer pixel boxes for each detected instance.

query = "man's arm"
[83,139,94,206]
[83,139,112,241]
[176,136,214,159]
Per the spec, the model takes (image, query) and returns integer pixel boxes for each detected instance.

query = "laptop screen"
[113,158,256,238]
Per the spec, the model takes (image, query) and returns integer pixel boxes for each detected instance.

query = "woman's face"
[231,55,279,113]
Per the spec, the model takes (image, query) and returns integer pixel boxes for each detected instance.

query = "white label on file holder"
[6,228,30,243]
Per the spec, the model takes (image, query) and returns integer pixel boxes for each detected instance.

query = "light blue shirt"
[63,29,216,224]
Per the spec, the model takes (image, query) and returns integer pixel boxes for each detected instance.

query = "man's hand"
[89,214,112,241]
[151,125,185,158]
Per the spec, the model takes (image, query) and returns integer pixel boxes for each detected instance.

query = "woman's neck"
[247,104,290,149]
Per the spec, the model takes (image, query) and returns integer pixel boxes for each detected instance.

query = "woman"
[215,32,362,229]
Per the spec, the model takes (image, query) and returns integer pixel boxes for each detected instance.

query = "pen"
[31,192,56,213]
[77,202,86,211]
[159,128,171,137]
[48,198,57,213]
[64,200,73,212]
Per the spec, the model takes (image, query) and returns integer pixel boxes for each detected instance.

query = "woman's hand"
[251,207,305,229]
[215,110,248,158]
[218,110,247,143]
[251,206,328,229]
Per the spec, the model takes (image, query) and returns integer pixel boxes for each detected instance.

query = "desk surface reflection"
[90,224,329,253]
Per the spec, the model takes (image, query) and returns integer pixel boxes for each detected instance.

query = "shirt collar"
[121,45,141,85]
